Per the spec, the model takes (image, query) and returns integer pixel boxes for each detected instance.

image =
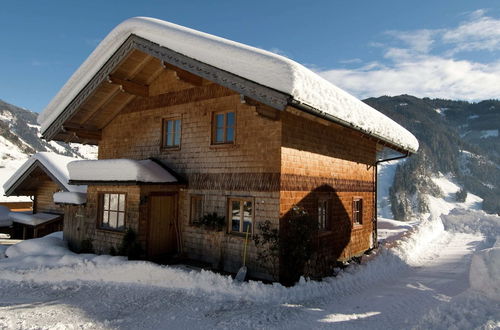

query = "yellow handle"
[242,224,250,266]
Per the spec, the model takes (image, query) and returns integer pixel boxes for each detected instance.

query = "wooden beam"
[243,96,280,120]
[163,62,203,86]
[80,85,122,125]
[128,54,154,80]
[147,64,167,85]
[62,125,102,141]
[97,93,135,130]
[107,74,149,97]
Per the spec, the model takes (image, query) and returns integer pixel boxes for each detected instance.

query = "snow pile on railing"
[8,212,61,226]
[53,191,87,205]
[38,17,418,153]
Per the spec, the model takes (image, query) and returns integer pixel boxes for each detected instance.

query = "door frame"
[146,192,179,258]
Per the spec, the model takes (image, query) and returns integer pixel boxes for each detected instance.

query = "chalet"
[37,17,418,282]
[2,152,86,239]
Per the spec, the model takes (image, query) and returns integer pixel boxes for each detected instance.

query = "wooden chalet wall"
[61,57,378,280]
[34,179,63,214]
[74,72,282,277]
[280,109,376,277]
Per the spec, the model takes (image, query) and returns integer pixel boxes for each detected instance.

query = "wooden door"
[148,194,177,258]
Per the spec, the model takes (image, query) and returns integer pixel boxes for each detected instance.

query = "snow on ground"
[0,174,498,329]
[0,136,30,202]
[427,173,483,216]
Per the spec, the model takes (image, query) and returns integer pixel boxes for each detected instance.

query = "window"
[353,198,363,225]
[229,198,253,234]
[318,198,330,231]
[100,193,126,230]
[162,118,181,148]
[190,195,204,224]
[212,111,235,144]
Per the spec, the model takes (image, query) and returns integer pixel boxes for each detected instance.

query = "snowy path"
[0,230,488,329]
[215,232,483,329]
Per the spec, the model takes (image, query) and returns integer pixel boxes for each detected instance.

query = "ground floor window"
[100,193,126,230]
[190,195,204,223]
[229,198,253,234]
[353,198,363,225]
[318,198,331,231]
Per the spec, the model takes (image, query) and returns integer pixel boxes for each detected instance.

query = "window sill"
[318,230,333,237]
[209,143,237,150]
[96,227,126,234]
[228,231,252,238]
[160,146,181,152]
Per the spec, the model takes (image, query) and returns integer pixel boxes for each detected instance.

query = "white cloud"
[443,14,500,54]
[321,56,500,101]
[320,9,500,100]
[386,29,437,54]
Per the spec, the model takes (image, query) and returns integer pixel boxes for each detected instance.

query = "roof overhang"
[4,160,67,197]
[39,17,418,154]
[41,35,290,145]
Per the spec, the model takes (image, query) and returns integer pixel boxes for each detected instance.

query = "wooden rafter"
[146,64,167,85]
[128,53,154,80]
[107,74,149,97]
[61,126,102,141]
[79,84,122,125]
[97,93,136,130]
[163,62,203,86]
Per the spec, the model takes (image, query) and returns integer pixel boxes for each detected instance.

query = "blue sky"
[0,0,499,113]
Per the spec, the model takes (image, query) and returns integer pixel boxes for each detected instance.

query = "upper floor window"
[162,118,181,148]
[212,111,235,144]
[229,197,253,234]
[100,193,126,231]
[318,198,331,231]
[353,198,363,225]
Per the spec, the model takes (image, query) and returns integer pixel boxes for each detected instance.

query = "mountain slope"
[0,99,96,201]
[365,95,500,218]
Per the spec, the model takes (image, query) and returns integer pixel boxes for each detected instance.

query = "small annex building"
[2,152,87,239]
[36,17,418,283]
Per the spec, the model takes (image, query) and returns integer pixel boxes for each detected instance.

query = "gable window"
[318,198,331,231]
[190,195,204,224]
[162,118,181,148]
[353,198,363,225]
[100,193,126,231]
[229,198,253,234]
[212,111,235,144]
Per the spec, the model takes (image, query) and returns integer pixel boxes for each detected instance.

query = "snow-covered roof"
[9,212,61,227]
[38,17,418,153]
[53,191,87,205]
[3,152,87,196]
[68,159,178,184]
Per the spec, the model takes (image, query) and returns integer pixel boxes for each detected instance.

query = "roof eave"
[288,99,417,155]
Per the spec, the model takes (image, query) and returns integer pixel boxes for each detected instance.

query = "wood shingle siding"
[34,179,63,214]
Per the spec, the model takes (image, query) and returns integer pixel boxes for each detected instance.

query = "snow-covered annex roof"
[68,159,179,184]
[38,17,418,153]
[3,152,87,196]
